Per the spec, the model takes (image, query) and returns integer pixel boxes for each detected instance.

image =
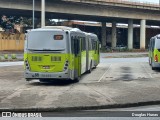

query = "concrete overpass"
[0,0,160,49]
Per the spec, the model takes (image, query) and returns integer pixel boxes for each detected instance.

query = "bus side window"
[89,39,92,50]
[97,41,99,54]
[81,37,86,51]
[149,39,151,51]
[74,36,80,56]
[71,36,74,54]
[83,37,86,51]
[153,39,155,51]
[151,39,153,51]
[151,39,154,51]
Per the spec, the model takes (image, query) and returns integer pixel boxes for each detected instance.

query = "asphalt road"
[0,57,158,84]
[0,54,160,116]
[80,57,160,83]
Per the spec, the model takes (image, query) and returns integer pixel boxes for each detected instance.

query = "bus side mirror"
[99,44,101,49]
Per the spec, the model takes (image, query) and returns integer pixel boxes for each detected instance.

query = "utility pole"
[33,0,35,29]
[41,0,45,27]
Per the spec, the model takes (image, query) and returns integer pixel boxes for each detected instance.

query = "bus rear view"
[24,28,70,81]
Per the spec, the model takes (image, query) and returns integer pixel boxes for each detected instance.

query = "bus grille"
[51,56,61,61]
[32,56,42,61]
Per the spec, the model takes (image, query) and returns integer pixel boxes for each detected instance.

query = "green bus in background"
[149,34,160,70]
[24,26,100,82]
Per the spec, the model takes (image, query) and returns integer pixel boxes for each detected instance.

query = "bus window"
[155,39,160,49]
[71,36,74,54]
[74,36,80,56]
[152,39,155,50]
[81,37,86,51]
[89,39,92,50]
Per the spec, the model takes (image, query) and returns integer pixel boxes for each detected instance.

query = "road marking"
[141,64,153,78]
[98,64,112,82]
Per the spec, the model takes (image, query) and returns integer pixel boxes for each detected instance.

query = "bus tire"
[151,61,156,70]
[87,61,92,73]
[149,58,151,65]
[152,66,156,70]
[74,77,80,82]
[93,65,97,69]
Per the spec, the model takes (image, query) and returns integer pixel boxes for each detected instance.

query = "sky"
[130,0,159,4]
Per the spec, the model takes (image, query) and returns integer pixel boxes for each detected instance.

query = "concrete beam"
[0,0,160,22]
[101,22,106,47]
[140,19,146,49]
[128,19,133,49]
[112,22,117,48]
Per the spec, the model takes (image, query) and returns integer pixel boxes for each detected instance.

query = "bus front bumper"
[24,70,72,81]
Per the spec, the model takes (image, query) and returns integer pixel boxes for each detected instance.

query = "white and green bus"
[149,34,160,70]
[24,26,99,82]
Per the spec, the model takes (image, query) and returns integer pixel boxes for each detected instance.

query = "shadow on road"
[153,68,160,72]
[27,79,77,86]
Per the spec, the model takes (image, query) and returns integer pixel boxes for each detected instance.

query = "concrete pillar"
[33,0,35,29]
[140,19,146,49]
[41,0,45,27]
[128,19,133,49]
[112,21,117,48]
[101,22,106,47]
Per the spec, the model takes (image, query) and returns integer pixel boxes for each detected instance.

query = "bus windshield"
[155,39,160,49]
[27,31,66,51]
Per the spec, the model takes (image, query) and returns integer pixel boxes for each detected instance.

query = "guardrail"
[63,0,160,10]
[0,33,25,51]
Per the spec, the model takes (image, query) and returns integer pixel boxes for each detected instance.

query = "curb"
[1,101,160,112]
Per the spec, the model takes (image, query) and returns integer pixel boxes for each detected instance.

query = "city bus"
[149,34,160,70]
[24,26,99,82]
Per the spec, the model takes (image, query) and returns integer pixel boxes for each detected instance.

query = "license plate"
[41,74,52,78]
[42,66,50,69]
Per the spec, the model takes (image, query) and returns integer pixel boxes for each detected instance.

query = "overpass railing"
[0,33,25,51]
[63,0,160,10]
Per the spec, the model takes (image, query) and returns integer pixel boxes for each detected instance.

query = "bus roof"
[28,26,82,32]
[150,34,160,40]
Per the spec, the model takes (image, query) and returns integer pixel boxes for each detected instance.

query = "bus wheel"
[74,77,80,82]
[87,61,92,73]
[149,58,152,65]
[93,65,97,69]
[151,61,156,70]
[152,66,156,70]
